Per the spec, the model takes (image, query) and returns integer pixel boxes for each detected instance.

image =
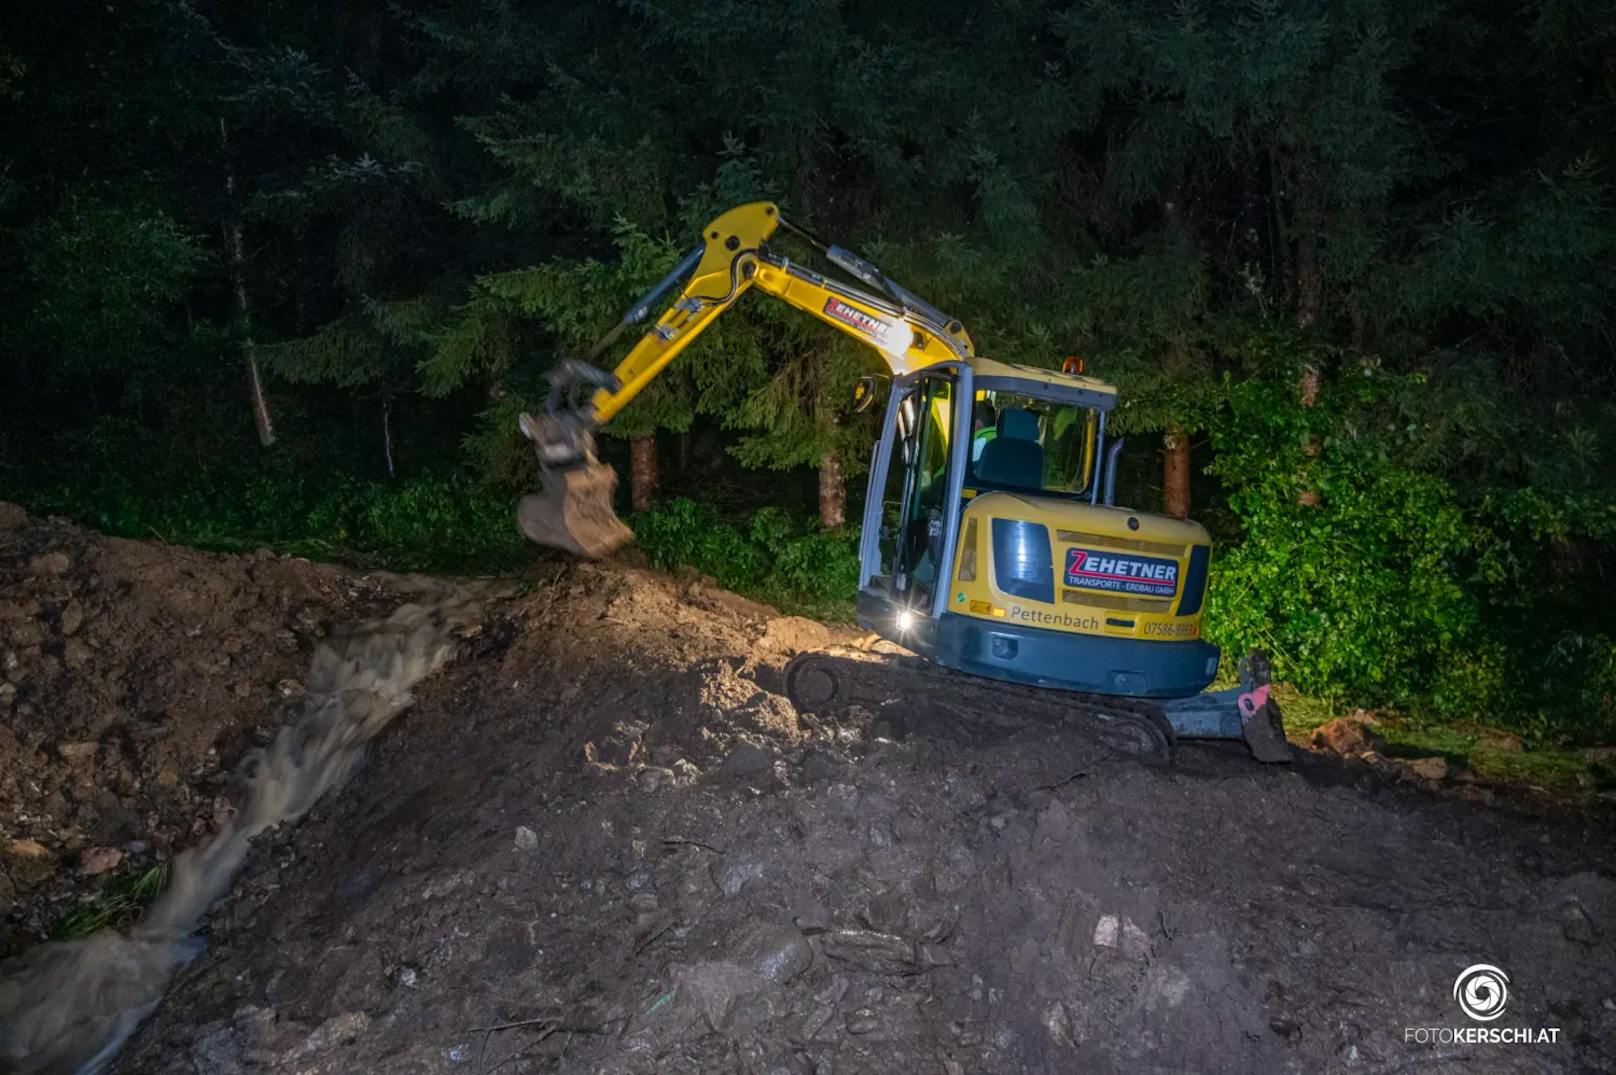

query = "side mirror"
[850,374,884,414]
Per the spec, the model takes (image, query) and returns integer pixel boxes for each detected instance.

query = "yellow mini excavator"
[518,202,1289,763]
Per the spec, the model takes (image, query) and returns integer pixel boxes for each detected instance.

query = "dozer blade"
[1235,650,1291,763]
[517,462,634,559]
[1154,648,1291,762]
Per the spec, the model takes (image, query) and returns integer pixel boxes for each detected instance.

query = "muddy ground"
[0,503,410,953]
[88,561,1614,1074]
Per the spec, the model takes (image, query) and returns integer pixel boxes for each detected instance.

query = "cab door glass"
[874,388,917,587]
[875,375,953,603]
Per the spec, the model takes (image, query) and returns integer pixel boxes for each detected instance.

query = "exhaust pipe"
[1103,436,1126,506]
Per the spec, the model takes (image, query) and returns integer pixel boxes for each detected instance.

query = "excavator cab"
[852,358,1288,758]
[856,358,1215,695]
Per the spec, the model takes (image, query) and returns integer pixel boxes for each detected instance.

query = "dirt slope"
[0,502,406,953]
[111,564,1615,1074]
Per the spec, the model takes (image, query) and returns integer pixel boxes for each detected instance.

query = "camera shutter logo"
[1453,964,1509,1022]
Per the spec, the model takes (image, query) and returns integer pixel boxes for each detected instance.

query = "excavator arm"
[518,201,975,557]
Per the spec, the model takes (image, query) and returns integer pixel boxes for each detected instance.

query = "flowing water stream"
[0,595,483,1074]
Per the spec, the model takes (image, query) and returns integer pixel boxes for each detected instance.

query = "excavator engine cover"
[517,461,633,560]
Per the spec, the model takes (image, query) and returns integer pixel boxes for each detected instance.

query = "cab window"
[967,391,1097,497]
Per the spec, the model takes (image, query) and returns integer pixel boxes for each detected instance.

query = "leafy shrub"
[632,498,858,618]
[3,418,529,574]
[1204,378,1485,711]
[1202,341,1615,744]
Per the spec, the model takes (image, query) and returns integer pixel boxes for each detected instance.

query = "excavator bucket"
[517,403,633,559]
[517,462,634,559]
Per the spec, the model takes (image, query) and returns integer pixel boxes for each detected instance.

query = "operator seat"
[974,407,1043,488]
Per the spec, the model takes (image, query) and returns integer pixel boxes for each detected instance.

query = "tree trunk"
[1162,425,1191,520]
[220,116,275,448]
[1288,162,1325,507]
[1295,233,1323,331]
[382,397,396,479]
[1296,365,1322,507]
[819,451,846,529]
[630,433,657,512]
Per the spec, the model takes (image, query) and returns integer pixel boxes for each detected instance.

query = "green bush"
[3,422,529,574]
[1201,346,1614,745]
[632,498,858,618]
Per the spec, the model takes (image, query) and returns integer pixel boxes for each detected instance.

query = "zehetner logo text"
[1403,965,1560,1046]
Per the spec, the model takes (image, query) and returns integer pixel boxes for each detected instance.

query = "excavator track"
[784,645,1178,765]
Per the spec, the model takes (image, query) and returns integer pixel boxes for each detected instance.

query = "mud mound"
[112,563,1616,1073]
[0,503,406,953]
[0,591,494,1073]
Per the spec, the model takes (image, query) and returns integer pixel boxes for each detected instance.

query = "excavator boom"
[519,201,974,557]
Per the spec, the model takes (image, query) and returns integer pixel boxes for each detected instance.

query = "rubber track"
[784,645,1178,765]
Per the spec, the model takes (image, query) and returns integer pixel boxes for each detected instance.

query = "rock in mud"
[636,765,676,791]
[858,889,909,935]
[1141,962,1194,1012]
[1309,717,1385,756]
[513,825,539,851]
[0,597,39,623]
[717,741,774,783]
[2,839,56,888]
[0,502,27,530]
[713,856,767,897]
[26,551,72,576]
[733,923,813,984]
[1092,914,1150,955]
[844,1007,880,1035]
[1404,755,1453,782]
[57,600,83,637]
[797,747,845,782]
[756,616,833,655]
[62,639,91,670]
[286,1011,370,1062]
[820,929,922,974]
[7,620,44,648]
[1560,900,1599,946]
[78,847,122,876]
[628,960,772,1047]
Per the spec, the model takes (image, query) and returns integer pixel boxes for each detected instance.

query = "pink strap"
[1238,683,1270,718]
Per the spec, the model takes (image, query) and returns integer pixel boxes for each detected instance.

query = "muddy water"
[0,597,481,1074]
